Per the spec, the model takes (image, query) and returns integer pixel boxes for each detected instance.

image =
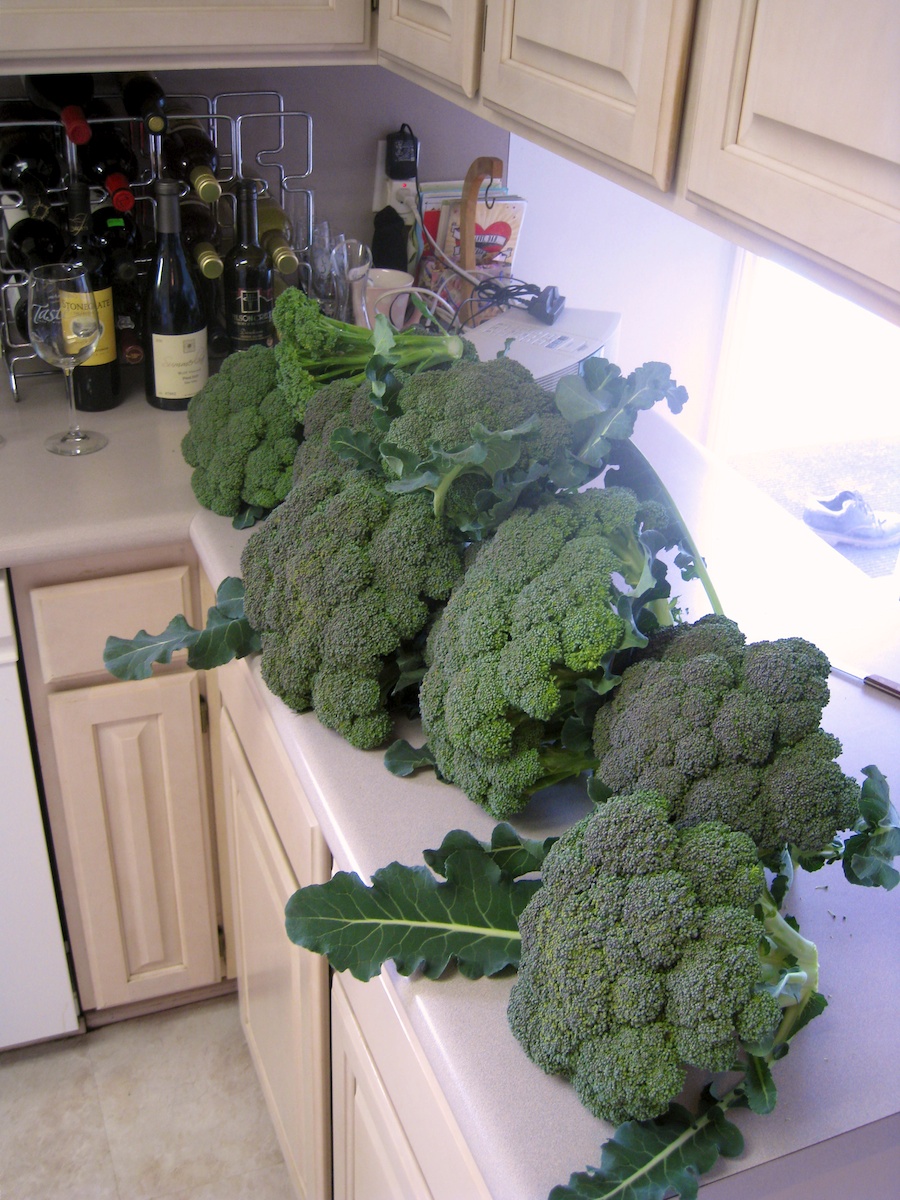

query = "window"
[709,253,900,585]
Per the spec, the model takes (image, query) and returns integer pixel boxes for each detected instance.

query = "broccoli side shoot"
[416,487,676,818]
[590,614,861,858]
[273,286,466,420]
[507,790,782,1125]
[181,344,301,520]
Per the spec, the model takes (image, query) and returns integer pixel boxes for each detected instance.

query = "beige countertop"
[3,356,898,1198]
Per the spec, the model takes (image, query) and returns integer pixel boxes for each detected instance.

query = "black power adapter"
[385,124,419,180]
[527,285,566,325]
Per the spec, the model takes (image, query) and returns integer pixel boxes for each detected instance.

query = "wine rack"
[0,89,313,399]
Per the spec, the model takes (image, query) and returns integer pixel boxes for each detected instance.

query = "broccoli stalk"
[755,886,820,1050]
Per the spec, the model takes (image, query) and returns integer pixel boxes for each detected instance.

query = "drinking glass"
[27,263,107,455]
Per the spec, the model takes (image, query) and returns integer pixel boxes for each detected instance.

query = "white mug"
[355,268,415,329]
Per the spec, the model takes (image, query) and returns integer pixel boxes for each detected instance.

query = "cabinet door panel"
[331,975,433,1200]
[481,0,696,188]
[48,673,219,1009]
[220,708,331,1200]
[685,0,900,304]
[1,0,369,72]
[377,0,484,98]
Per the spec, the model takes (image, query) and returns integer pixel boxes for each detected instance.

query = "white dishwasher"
[0,569,80,1049]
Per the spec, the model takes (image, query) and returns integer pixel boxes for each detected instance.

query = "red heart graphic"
[474,221,512,260]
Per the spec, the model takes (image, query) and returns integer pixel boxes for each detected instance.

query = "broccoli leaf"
[103,577,261,680]
[555,359,687,471]
[383,738,437,777]
[548,1095,745,1200]
[232,503,269,529]
[284,849,535,981]
[423,823,557,881]
[742,1055,777,1115]
[841,765,900,890]
[330,427,382,473]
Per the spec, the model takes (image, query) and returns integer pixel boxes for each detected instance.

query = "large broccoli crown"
[385,355,577,510]
[507,791,779,1125]
[181,345,302,519]
[591,614,860,855]
[418,488,666,818]
[240,461,464,748]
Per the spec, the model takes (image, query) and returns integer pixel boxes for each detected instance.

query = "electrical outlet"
[372,140,417,221]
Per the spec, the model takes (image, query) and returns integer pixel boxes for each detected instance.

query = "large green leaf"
[103,576,261,680]
[284,847,535,981]
[548,1095,745,1200]
[842,765,900,890]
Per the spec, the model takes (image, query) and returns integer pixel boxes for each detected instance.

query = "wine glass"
[26,263,108,455]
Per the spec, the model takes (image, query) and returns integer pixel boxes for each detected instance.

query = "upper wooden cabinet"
[376,0,484,99]
[683,0,900,310]
[0,0,371,73]
[480,0,697,190]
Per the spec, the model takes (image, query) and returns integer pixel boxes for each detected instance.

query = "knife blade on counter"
[829,666,900,700]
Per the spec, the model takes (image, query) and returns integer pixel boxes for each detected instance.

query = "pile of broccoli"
[240,355,605,748]
[181,345,301,520]
[590,613,861,858]
[416,486,675,818]
[507,789,789,1125]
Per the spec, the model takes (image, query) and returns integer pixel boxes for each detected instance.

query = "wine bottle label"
[227,287,274,348]
[151,328,209,399]
[64,287,117,366]
[59,293,100,358]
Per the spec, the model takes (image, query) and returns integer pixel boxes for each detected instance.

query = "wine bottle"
[120,72,167,136]
[180,196,223,279]
[91,206,141,283]
[143,178,209,410]
[161,116,221,203]
[78,122,138,212]
[61,180,121,411]
[0,107,62,221]
[223,179,274,352]
[23,73,94,145]
[3,213,65,273]
[257,196,300,276]
[111,274,145,366]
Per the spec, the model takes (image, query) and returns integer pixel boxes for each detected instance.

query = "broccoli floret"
[591,614,860,857]
[507,791,781,1125]
[273,287,466,419]
[417,488,675,818]
[181,344,301,520]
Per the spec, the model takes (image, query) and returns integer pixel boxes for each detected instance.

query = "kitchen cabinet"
[376,0,484,100]
[0,0,371,74]
[682,0,900,311]
[480,0,696,190]
[214,654,332,1200]
[11,546,223,1014]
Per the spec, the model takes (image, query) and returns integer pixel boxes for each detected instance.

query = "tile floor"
[0,995,295,1200]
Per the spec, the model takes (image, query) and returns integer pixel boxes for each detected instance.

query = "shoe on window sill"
[802,490,900,548]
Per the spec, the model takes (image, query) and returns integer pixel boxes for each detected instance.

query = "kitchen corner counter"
[0,367,199,568]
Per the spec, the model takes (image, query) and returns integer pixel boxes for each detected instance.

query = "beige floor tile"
[87,996,284,1200]
[149,1163,297,1200]
[0,1034,120,1200]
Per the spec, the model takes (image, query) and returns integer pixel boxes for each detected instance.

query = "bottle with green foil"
[161,115,221,203]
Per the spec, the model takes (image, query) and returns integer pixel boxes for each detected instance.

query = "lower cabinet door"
[331,973,433,1200]
[48,672,220,1009]
[220,707,331,1200]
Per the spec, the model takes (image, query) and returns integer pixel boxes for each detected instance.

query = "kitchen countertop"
[2,362,898,1198]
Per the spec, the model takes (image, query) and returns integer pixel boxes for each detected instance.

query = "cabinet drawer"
[30,565,194,684]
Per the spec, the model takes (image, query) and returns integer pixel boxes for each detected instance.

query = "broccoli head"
[417,487,675,818]
[240,467,464,749]
[181,344,302,519]
[507,790,781,1125]
[591,614,860,857]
